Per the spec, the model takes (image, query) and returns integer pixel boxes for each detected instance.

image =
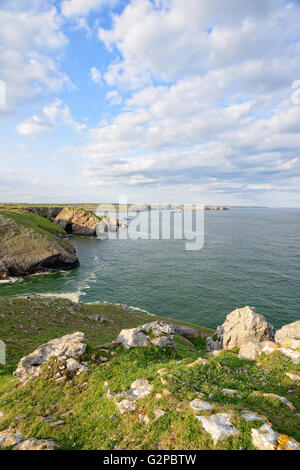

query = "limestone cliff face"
[54,208,103,235]
[54,208,119,235]
[0,213,79,278]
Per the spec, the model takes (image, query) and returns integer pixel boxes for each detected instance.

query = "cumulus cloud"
[105,90,123,105]
[0,4,69,115]
[17,115,53,136]
[98,0,296,88]
[69,0,298,204]
[90,67,102,84]
[17,99,87,136]
[61,0,119,17]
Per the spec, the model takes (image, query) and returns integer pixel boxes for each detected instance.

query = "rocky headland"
[0,207,119,279]
[0,212,79,279]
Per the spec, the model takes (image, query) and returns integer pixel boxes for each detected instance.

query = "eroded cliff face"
[27,206,62,221]
[54,208,119,235]
[54,207,103,235]
[0,213,79,278]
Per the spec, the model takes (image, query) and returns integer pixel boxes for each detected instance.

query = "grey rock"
[275,321,300,351]
[197,413,239,444]
[14,332,86,382]
[13,438,58,450]
[0,429,24,448]
[114,328,149,349]
[208,306,274,353]
[190,399,213,412]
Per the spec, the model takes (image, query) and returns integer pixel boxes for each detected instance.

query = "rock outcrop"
[251,424,300,451]
[275,321,300,351]
[114,321,176,349]
[207,306,274,353]
[54,207,104,235]
[207,306,300,364]
[196,413,239,444]
[0,213,79,277]
[172,324,202,339]
[27,206,62,221]
[0,428,57,450]
[14,332,86,382]
[109,378,153,414]
[12,438,58,450]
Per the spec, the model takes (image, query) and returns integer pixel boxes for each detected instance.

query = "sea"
[1,208,299,330]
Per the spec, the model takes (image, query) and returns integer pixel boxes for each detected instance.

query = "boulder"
[0,429,24,448]
[241,410,267,422]
[151,336,174,348]
[207,306,274,353]
[116,400,135,414]
[275,321,300,351]
[114,328,149,349]
[251,424,300,451]
[190,399,213,412]
[238,341,263,360]
[251,424,279,450]
[13,438,57,450]
[196,413,239,444]
[114,379,152,414]
[142,321,175,336]
[14,332,86,382]
[172,324,202,339]
[114,321,175,349]
[130,379,153,399]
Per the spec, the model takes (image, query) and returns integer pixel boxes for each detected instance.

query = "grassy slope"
[1,211,66,240]
[0,298,299,450]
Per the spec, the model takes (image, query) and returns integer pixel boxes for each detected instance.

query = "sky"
[0,0,300,206]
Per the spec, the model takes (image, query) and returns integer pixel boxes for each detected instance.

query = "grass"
[0,298,299,450]
[1,211,66,240]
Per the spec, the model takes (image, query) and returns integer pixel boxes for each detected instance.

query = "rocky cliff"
[27,206,62,221]
[0,212,79,278]
[54,207,119,235]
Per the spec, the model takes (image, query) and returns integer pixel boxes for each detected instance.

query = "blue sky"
[1,0,300,205]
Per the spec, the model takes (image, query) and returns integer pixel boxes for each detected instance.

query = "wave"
[0,277,22,284]
[85,300,154,316]
[36,290,86,303]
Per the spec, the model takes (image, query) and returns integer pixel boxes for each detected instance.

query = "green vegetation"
[1,211,66,240]
[0,297,299,450]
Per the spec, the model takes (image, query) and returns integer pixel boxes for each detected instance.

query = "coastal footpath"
[0,298,299,450]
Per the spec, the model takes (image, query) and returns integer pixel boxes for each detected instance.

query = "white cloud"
[90,67,102,84]
[61,0,119,18]
[17,99,87,136]
[17,115,53,136]
[105,90,123,105]
[0,5,69,114]
[98,0,299,88]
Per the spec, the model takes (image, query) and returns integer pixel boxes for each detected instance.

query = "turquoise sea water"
[1,209,299,329]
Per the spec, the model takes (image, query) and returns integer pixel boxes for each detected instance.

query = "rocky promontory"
[54,207,119,235]
[0,212,79,279]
